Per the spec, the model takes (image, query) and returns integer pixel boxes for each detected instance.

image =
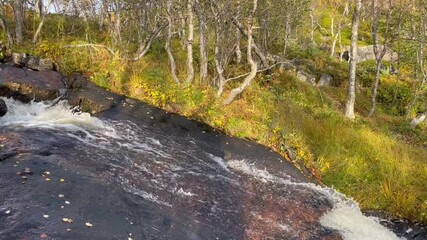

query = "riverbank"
[11,41,427,225]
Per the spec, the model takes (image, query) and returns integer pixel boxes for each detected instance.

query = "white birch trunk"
[185,0,195,84]
[223,0,258,105]
[165,0,180,85]
[345,0,362,119]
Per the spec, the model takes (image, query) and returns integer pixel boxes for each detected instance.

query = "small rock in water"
[60,178,65,183]
[85,222,93,228]
[40,233,48,238]
[406,228,413,233]
[0,99,7,117]
[43,214,49,218]
[65,201,70,205]
[58,194,64,198]
[5,210,10,214]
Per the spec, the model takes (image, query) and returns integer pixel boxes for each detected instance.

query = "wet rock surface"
[0,99,6,116]
[0,118,342,239]
[11,53,55,71]
[0,64,65,102]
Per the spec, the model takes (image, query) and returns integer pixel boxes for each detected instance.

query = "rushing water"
[0,98,403,240]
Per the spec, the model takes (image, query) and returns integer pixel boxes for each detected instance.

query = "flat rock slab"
[0,65,64,102]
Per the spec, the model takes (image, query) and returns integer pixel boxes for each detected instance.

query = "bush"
[377,82,412,116]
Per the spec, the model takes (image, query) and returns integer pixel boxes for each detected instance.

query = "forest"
[0,0,426,224]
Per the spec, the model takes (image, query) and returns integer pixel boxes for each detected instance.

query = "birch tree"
[345,0,362,119]
[185,0,195,84]
[11,0,24,44]
[368,0,394,117]
[33,0,53,43]
[196,0,208,84]
[165,0,180,85]
[223,0,258,105]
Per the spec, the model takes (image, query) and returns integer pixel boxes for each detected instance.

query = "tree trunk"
[33,0,53,44]
[223,0,258,105]
[165,0,180,85]
[178,11,186,50]
[232,17,268,68]
[35,0,42,16]
[310,7,315,46]
[407,45,426,118]
[283,15,290,59]
[185,0,195,84]
[196,0,208,84]
[0,15,14,46]
[112,1,122,47]
[212,9,225,97]
[132,24,167,61]
[368,0,392,117]
[235,1,242,63]
[368,59,382,116]
[345,0,362,119]
[12,0,24,44]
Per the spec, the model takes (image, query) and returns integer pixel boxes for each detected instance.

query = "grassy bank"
[14,39,427,224]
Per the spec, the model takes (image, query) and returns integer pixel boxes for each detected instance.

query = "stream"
[0,97,407,239]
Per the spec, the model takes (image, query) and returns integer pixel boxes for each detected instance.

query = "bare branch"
[62,44,116,56]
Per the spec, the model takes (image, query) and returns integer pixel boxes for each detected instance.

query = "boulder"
[317,74,333,87]
[0,98,6,116]
[280,62,297,72]
[68,72,88,89]
[0,65,65,102]
[296,70,316,85]
[339,45,397,63]
[410,113,426,127]
[11,53,55,71]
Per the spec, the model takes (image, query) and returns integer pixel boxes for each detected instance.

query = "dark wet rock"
[0,65,65,102]
[0,99,6,116]
[0,125,342,240]
[318,74,333,87]
[67,82,122,114]
[68,72,88,89]
[366,211,427,239]
[11,53,55,71]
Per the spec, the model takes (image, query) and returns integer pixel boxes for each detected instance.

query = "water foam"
[0,98,111,132]
[227,159,402,240]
